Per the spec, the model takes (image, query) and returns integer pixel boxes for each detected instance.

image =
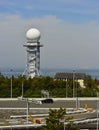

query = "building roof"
[54,72,86,80]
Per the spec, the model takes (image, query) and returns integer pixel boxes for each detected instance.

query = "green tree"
[42,108,80,130]
[42,108,65,130]
[0,73,98,98]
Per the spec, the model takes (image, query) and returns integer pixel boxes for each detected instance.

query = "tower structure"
[23,28,43,78]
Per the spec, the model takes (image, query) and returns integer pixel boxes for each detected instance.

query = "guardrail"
[0,97,99,101]
[0,124,43,129]
[0,117,99,129]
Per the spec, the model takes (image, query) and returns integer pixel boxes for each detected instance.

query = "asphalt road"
[0,99,98,119]
[0,99,99,130]
[0,99,97,109]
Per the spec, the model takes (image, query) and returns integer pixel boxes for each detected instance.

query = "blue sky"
[0,0,99,69]
[0,0,99,21]
[1,0,99,22]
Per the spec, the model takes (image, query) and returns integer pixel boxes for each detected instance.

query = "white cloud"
[0,14,99,69]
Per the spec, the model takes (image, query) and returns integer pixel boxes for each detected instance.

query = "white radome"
[26,28,41,42]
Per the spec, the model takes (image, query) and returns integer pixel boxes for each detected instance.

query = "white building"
[54,72,86,88]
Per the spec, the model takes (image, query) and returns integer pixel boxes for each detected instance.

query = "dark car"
[41,98,54,103]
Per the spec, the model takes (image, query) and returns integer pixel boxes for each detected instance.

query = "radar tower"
[23,28,43,78]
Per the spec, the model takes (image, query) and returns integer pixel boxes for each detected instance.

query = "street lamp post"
[18,97,29,124]
[97,92,99,130]
[26,98,29,124]
[21,72,25,98]
[22,81,24,98]
[73,70,75,98]
[76,79,78,109]
[10,69,13,98]
[66,78,67,98]
[18,97,42,124]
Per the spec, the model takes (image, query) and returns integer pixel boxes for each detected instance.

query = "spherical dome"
[26,28,41,42]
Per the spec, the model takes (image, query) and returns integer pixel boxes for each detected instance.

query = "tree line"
[0,72,99,98]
